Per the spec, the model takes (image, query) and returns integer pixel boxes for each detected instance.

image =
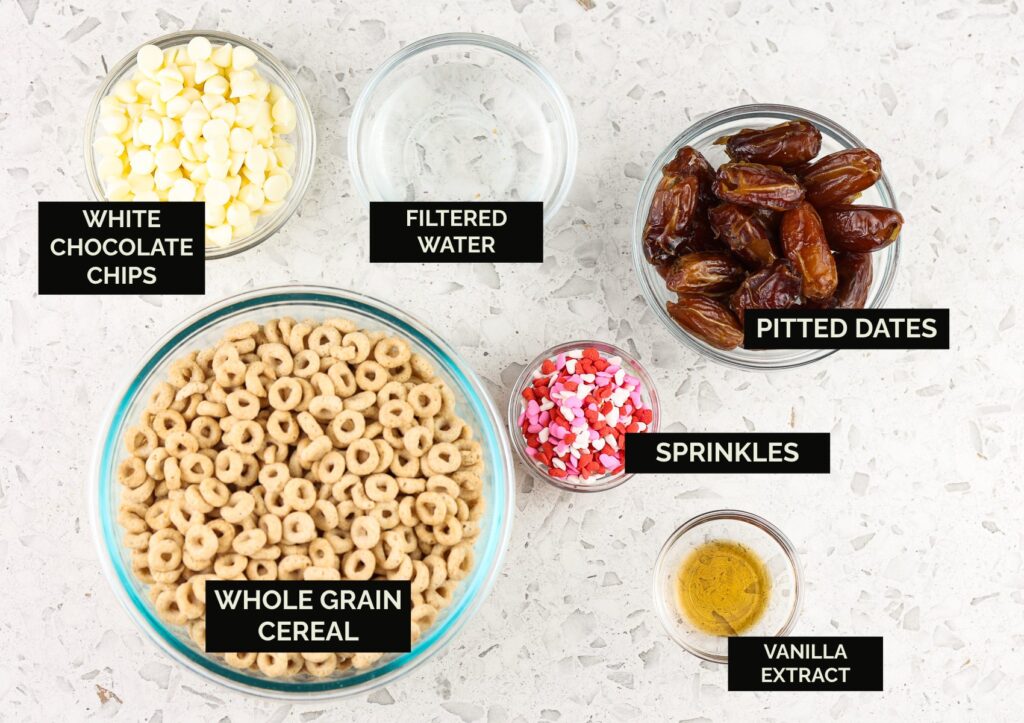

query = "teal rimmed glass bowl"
[89,285,515,699]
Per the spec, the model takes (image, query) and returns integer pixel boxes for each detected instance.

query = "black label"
[205,580,411,653]
[625,433,829,474]
[744,309,949,349]
[728,636,883,691]
[369,201,543,262]
[38,202,204,295]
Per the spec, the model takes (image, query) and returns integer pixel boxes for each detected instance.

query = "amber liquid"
[676,540,771,636]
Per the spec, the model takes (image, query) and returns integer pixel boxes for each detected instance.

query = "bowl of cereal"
[89,286,514,698]
[84,30,316,258]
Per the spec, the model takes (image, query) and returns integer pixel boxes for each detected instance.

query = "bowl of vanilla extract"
[653,509,803,662]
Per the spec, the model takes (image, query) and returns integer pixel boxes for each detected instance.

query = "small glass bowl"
[506,340,661,493]
[653,509,802,663]
[348,32,577,225]
[84,29,316,259]
[632,103,901,371]
[89,285,514,699]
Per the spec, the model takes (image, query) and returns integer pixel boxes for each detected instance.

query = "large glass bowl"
[84,29,316,259]
[348,32,577,224]
[632,104,901,370]
[88,286,514,699]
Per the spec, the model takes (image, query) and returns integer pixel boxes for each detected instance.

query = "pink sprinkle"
[599,454,619,470]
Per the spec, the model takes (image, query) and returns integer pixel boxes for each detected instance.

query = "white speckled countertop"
[1,0,1022,720]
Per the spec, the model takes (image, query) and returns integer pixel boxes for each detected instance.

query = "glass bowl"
[348,32,577,224]
[653,509,802,663]
[88,286,514,699]
[632,103,901,371]
[83,29,316,259]
[506,340,661,493]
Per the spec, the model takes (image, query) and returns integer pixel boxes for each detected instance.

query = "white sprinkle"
[610,388,629,406]
[593,438,605,451]
[565,359,577,374]
[560,406,575,422]
[552,457,566,470]
[605,408,620,427]
[538,428,549,443]
[614,369,625,386]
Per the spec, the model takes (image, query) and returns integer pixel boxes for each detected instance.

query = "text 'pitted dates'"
[744,309,949,350]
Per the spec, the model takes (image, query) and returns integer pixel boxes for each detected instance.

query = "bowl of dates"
[632,104,901,370]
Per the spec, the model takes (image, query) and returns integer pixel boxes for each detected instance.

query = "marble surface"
[1,0,1022,720]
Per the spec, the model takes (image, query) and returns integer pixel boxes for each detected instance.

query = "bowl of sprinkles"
[507,341,660,492]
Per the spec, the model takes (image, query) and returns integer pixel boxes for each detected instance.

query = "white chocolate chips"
[94,39,298,248]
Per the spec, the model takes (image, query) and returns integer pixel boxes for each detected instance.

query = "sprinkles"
[517,346,653,483]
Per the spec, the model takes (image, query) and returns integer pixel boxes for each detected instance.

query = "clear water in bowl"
[362,46,559,204]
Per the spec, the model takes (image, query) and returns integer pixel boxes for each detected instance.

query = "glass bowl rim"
[652,508,803,663]
[82,28,317,260]
[631,102,901,371]
[347,31,579,225]
[505,339,661,493]
[88,284,515,699]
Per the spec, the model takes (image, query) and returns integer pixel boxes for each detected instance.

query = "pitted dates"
[780,202,837,300]
[729,260,803,326]
[716,119,822,167]
[712,162,806,211]
[667,295,744,350]
[641,117,902,350]
[665,251,746,295]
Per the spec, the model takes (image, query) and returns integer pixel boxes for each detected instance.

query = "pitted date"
[800,149,882,208]
[708,203,778,269]
[833,252,873,309]
[664,251,746,295]
[713,162,805,211]
[729,259,803,326]
[820,204,903,253]
[663,146,717,205]
[643,173,698,257]
[667,295,744,350]
[781,201,837,300]
[716,120,822,167]
[643,147,720,266]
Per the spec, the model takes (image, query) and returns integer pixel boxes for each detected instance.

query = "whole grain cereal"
[115,316,486,678]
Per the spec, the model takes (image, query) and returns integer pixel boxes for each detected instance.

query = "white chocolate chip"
[263,173,290,203]
[137,44,164,72]
[187,36,212,62]
[168,178,197,202]
[231,45,258,70]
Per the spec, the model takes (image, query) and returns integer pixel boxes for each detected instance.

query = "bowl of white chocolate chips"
[84,30,316,258]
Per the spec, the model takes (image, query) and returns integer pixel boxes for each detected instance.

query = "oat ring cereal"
[115,316,486,679]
